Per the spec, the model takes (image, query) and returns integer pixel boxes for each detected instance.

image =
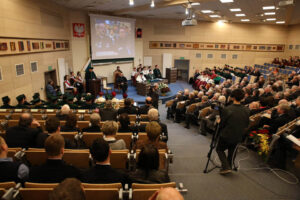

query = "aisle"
[158,105,300,200]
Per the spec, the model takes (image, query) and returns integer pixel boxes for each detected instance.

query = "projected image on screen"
[90,15,135,60]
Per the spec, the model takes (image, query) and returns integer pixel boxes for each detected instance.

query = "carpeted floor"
[110,81,193,104]
[158,104,300,200]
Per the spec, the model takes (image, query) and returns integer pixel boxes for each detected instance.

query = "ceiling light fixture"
[266,18,276,21]
[235,13,246,17]
[201,10,213,13]
[264,12,275,15]
[192,13,196,18]
[263,6,275,10]
[220,0,234,3]
[241,19,250,22]
[230,8,241,12]
[150,0,155,8]
[191,2,200,6]
[276,21,285,24]
[129,0,134,6]
[210,15,221,18]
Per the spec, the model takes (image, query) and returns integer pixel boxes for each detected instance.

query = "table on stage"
[136,79,168,96]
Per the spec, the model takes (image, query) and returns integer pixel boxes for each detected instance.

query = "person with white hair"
[56,104,71,120]
[148,187,184,200]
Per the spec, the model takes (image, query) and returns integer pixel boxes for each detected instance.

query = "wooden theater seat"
[0,182,16,189]
[7,147,22,159]
[82,132,104,148]
[131,182,176,200]
[19,188,52,200]
[60,132,77,141]
[128,115,137,122]
[25,182,58,188]
[85,188,120,200]
[116,133,132,149]
[110,150,129,169]
[82,183,122,189]
[77,121,90,130]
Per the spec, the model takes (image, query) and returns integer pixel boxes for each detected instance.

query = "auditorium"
[0,0,300,199]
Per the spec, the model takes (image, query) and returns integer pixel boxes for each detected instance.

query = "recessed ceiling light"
[276,21,285,24]
[264,12,275,15]
[241,19,250,22]
[235,13,246,17]
[220,0,234,3]
[210,15,221,18]
[191,2,200,6]
[185,8,189,15]
[266,18,276,21]
[129,0,134,6]
[230,8,241,12]
[150,0,155,8]
[201,10,213,13]
[263,6,275,10]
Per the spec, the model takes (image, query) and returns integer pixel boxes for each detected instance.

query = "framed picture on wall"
[0,43,8,51]
[32,42,39,50]
[18,41,24,51]
[27,41,31,51]
[30,61,38,73]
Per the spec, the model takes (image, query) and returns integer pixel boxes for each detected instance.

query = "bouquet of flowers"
[158,83,170,94]
[249,129,271,161]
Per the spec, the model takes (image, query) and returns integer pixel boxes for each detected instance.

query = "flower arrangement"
[158,83,170,94]
[249,129,271,161]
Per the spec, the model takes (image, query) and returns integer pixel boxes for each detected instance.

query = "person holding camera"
[216,89,250,174]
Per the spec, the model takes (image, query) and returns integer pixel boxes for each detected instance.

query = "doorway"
[174,59,189,82]
[44,70,58,87]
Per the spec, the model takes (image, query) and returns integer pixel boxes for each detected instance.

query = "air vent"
[16,64,24,76]
[31,61,38,73]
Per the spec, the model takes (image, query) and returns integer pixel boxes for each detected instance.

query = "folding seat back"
[110,149,129,169]
[8,120,19,128]
[140,121,149,126]
[128,115,137,122]
[116,133,132,149]
[10,113,21,120]
[82,132,103,148]
[60,132,77,141]
[19,188,52,200]
[25,182,58,188]
[132,182,176,200]
[140,114,148,121]
[63,149,90,169]
[0,182,16,189]
[7,147,22,159]
[82,183,122,189]
[85,188,120,200]
[25,149,47,166]
[77,121,90,130]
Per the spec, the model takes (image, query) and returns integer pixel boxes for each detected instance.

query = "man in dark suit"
[82,113,101,133]
[118,98,138,115]
[6,113,42,148]
[82,138,129,186]
[216,89,250,174]
[99,100,117,121]
[148,84,159,109]
[15,95,28,109]
[116,73,128,94]
[1,96,14,109]
[29,134,81,183]
[153,65,162,79]
[139,97,153,115]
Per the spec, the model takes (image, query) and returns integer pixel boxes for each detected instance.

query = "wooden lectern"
[166,68,177,83]
[88,79,101,97]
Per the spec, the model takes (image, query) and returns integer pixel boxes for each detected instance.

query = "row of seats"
[0,181,187,200]
[8,147,172,171]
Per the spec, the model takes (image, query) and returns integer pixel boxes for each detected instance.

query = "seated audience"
[149,187,184,200]
[29,134,81,183]
[153,65,162,79]
[56,104,71,120]
[116,72,128,94]
[136,72,146,83]
[60,113,80,132]
[6,113,42,148]
[15,94,29,108]
[82,113,101,133]
[95,92,106,104]
[82,138,129,186]
[102,121,126,150]
[135,121,167,150]
[49,178,86,200]
[129,144,170,184]
[0,136,29,183]
[36,116,76,149]
[118,113,133,133]
[99,100,117,121]
[1,96,14,108]
[81,94,97,109]
[64,75,77,94]
[139,97,153,114]
[118,98,138,115]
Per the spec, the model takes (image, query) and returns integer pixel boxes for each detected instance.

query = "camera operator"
[199,96,226,136]
[216,89,250,174]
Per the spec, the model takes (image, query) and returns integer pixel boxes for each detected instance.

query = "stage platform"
[108,81,193,105]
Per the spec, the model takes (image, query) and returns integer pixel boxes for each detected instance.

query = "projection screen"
[90,14,136,60]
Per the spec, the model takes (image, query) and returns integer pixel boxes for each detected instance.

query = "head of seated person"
[61,104,71,115]
[277,103,290,115]
[124,98,132,107]
[45,134,65,160]
[149,187,184,200]
[105,100,113,109]
[145,97,152,106]
[0,136,8,159]
[49,178,85,200]
[137,144,159,172]
[90,113,101,127]
[46,116,60,134]
[19,113,33,128]
[61,114,78,132]
[102,121,118,138]
[148,108,159,121]
[119,113,130,130]
[146,121,162,143]
[90,138,110,165]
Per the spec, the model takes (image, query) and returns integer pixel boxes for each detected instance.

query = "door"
[174,59,189,82]
[44,70,58,86]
